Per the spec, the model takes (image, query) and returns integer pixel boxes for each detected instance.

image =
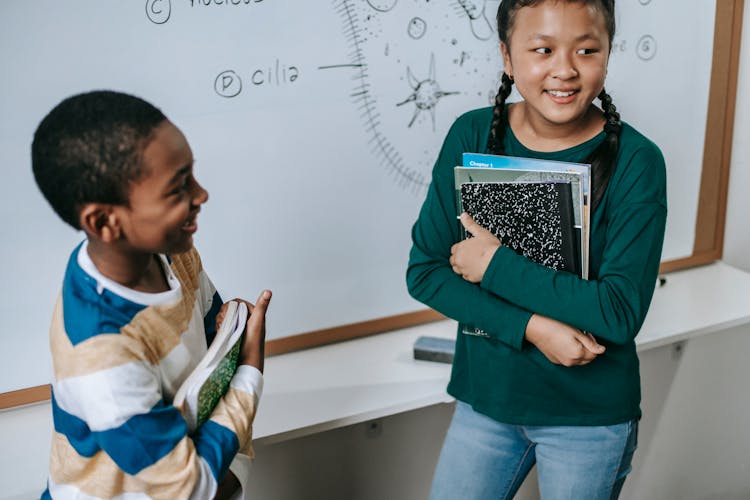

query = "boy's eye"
[577,48,598,55]
[534,48,552,55]
[170,176,191,196]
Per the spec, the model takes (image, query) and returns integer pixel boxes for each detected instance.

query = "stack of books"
[456,153,590,337]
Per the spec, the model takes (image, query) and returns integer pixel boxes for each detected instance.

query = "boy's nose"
[191,179,209,205]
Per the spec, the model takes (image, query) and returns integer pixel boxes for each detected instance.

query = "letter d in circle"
[215,70,242,98]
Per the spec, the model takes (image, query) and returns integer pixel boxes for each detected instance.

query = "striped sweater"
[43,241,262,499]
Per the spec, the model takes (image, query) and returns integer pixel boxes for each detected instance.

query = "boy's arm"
[51,334,260,500]
[194,261,268,497]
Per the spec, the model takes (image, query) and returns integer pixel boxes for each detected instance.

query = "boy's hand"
[525,314,605,367]
[450,212,501,283]
[239,290,272,373]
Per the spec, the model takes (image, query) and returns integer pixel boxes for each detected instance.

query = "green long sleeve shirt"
[407,106,667,425]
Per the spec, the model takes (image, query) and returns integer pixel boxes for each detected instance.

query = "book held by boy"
[173,300,248,433]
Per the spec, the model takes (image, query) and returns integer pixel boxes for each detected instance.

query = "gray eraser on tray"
[413,336,455,364]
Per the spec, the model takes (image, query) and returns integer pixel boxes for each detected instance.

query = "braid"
[587,88,621,212]
[487,72,514,154]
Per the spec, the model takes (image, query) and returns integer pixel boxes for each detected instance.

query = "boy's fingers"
[246,290,272,332]
[215,301,233,328]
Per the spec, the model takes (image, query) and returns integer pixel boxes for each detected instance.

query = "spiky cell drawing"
[397,54,459,131]
[327,0,502,192]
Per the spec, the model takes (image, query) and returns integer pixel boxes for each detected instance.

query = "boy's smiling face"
[113,120,208,255]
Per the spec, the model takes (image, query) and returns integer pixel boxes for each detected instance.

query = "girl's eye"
[577,48,598,55]
[534,48,552,55]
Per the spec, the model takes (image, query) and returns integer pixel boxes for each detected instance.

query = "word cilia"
[215,60,299,98]
[251,59,299,86]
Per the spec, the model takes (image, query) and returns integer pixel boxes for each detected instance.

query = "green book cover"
[195,333,244,428]
[174,300,248,432]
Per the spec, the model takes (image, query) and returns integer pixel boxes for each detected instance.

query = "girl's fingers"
[578,331,605,354]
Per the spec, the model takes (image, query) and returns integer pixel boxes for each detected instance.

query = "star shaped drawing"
[396,54,459,131]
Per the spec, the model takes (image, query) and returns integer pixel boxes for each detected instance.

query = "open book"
[174,300,248,433]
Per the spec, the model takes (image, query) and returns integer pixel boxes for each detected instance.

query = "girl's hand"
[525,314,605,367]
[450,212,501,283]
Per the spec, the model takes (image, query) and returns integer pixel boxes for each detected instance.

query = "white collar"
[77,240,182,306]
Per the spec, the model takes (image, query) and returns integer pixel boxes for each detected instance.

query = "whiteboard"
[0,0,717,393]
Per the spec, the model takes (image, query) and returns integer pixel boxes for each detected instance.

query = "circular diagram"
[636,35,657,61]
[407,17,427,40]
[334,0,501,191]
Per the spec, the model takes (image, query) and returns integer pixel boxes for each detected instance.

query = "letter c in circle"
[146,0,171,25]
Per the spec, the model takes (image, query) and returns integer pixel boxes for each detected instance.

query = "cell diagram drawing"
[328,0,502,192]
[396,54,460,131]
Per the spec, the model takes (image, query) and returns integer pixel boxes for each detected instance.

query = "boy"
[32,90,271,499]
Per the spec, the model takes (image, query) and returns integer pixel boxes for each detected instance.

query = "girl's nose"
[552,54,578,80]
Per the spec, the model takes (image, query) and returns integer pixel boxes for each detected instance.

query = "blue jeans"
[430,402,638,500]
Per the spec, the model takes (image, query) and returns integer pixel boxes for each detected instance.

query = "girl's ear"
[79,204,121,243]
[500,42,513,79]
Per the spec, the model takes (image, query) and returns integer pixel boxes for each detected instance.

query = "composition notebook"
[173,300,248,433]
[461,153,590,278]
[455,169,579,338]
[458,181,580,274]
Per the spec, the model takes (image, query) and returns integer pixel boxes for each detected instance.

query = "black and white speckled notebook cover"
[459,181,579,275]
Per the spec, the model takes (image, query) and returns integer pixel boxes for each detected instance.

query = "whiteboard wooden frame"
[1,0,742,410]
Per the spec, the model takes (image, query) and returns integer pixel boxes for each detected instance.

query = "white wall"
[624,326,750,500]
[0,402,51,499]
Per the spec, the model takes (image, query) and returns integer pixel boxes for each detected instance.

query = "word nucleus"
[190,0,265,6]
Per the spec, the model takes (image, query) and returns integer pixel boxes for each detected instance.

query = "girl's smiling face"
[501,1,610,136]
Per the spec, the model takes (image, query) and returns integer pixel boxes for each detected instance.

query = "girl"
[406,1,667,498]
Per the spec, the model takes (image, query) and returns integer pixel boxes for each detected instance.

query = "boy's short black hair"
[32,90,167,230]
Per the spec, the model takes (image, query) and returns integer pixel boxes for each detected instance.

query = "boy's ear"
[79,203,121,243]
